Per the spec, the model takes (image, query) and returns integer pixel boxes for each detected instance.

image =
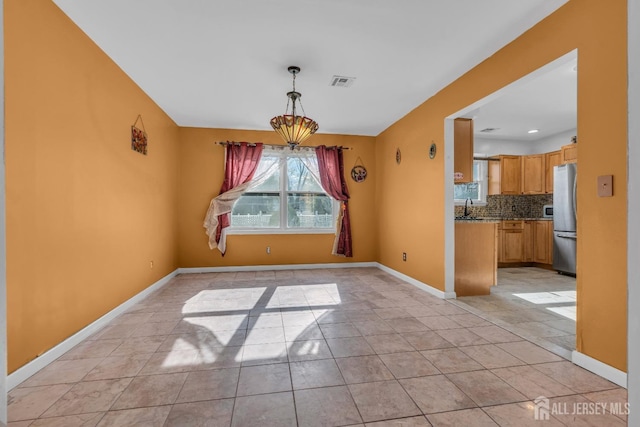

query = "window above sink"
[454,159,488,205]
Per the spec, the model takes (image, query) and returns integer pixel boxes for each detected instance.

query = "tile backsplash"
[455,194,553,219]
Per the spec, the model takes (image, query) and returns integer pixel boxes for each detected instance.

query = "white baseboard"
[376,263,456,300]
[178,261,378,274]
[572,350,627,388]
[7,270,179,390]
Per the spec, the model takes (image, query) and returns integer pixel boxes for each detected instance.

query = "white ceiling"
[472,55,577,142]
[52,0,569,138]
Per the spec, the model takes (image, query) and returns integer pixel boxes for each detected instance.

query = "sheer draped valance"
[203,142,263,254]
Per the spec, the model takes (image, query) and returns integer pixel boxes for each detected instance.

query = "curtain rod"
[214,141,352,150]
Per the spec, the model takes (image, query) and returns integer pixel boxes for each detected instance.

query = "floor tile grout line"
[284,355,300,427]
[449,297,573,359]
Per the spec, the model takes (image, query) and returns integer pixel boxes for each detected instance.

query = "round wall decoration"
[429,142,437,159]
[350,156,368,183]
[351,165,367,183]
[396,148,402,164]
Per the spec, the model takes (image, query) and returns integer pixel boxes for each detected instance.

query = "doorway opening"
[445,50,578,359]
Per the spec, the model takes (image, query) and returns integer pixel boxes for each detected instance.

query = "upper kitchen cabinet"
[454,118,474,183]
[488,155,521,195]
[522,154,545,194]
[561,143,577,164]
[545,150,562,193]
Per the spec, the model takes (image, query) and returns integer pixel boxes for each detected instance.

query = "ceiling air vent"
[479,127,500,133]
[329,75,356,88]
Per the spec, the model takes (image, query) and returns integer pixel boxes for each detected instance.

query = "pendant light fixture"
[270,66,319,149]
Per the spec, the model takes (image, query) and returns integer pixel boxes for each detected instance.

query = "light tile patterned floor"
[453,267,577,359]
[8,267,627,426]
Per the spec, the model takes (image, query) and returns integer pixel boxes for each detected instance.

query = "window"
[454,159,488,204]
[229,150,337,233]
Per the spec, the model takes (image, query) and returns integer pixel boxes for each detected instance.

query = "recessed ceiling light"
[528,129,539,134]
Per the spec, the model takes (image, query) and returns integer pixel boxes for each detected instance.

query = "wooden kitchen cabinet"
[488,158,500,195]
[523,221,534,262]
[561,143,577,164]
[489,147,572,195]
[502,230,524,262]
[500,221,524,262]
[545,150,562,193]
[498,220,552,265]
[488,155,521,195]
[533,221,551,264]
[454,118,474,183]
[522,154,545,194]
[455,222,498,296]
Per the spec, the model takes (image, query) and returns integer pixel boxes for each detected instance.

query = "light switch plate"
[597,175,613,197]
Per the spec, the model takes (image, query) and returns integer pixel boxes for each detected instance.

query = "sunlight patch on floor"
[513,291,576,304]
[546,305,577,320]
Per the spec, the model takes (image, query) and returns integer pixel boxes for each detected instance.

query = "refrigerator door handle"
[573,171,578,220]
[556,232,577,239]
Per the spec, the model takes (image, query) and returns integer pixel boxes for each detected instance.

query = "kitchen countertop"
[454,217,552,222]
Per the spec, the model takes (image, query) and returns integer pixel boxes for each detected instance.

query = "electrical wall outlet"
[402,252,407,261]
[150,260,154,269]
[266,246,271,254]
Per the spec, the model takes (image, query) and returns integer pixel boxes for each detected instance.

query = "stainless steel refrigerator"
[553,163,577,275]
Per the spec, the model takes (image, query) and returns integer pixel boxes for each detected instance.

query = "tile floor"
[453,267,577,359]
[8,267,627,426]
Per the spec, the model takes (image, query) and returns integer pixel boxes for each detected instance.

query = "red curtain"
[214,142,264,250]
[315,145,352,257]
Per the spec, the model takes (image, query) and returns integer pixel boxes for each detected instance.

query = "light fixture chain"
[292,71,296,92]
[291,71,297,117]
[298,99,307,118]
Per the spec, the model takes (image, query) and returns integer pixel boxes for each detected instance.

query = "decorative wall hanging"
[131,114,148,155]
[350,156,368,183]
[429,142,437,159]
[396,148,402,164]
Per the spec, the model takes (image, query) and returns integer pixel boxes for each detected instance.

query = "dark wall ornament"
[396,148,402,165]
[429,142,437,159]
[350,156,368,183]
[131,114,148,155]
[351,165,367,183]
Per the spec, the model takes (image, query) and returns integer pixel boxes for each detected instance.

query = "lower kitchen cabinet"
[523,221,534,262]
[499,220,552,265]
[499,221,524,263]
[533,221,551,264]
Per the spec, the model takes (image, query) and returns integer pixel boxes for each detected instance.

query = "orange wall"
[4,0,180,372]
[376,0,627,370]
[376,107,447,286]
[177,128,377,267]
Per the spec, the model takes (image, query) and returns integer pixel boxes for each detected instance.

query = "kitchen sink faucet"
[464,198,473,217]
